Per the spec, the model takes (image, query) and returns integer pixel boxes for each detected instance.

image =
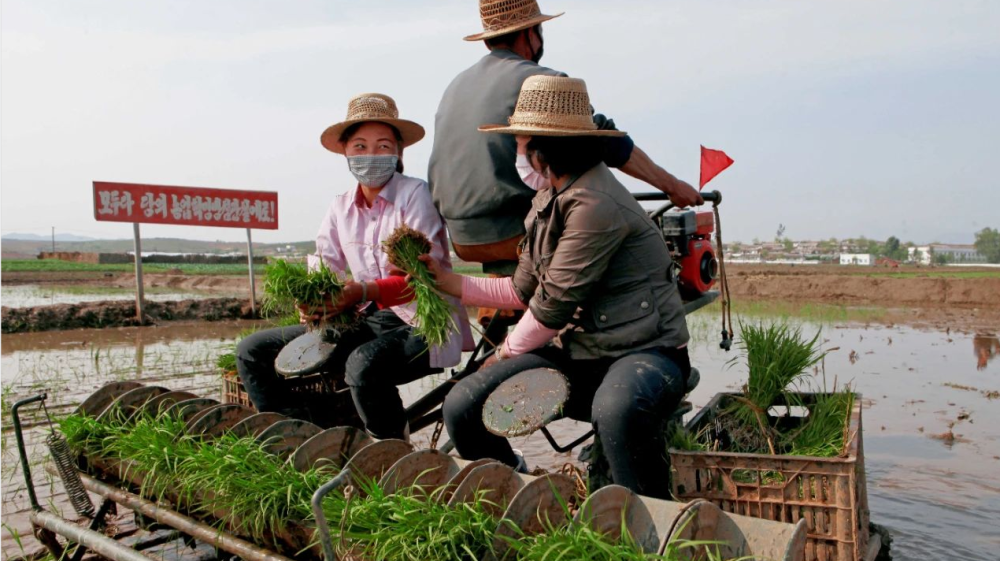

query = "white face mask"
[516,154,550,191]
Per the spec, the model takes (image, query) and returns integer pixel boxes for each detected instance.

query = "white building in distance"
[910,244,985,264]
[840,253,873,266]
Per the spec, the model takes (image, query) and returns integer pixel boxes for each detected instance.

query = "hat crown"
[508,76,597,132]
[345,93,400,122]
[479,0,543,34]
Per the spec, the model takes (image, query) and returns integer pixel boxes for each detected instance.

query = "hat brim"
[321,118,426,154]
[463,12,563,42]
[478,123,627,137]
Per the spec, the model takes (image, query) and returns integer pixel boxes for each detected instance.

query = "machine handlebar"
[636,190,721,221]
[633,190,722,205]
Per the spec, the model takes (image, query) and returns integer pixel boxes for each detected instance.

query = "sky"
[1,0,998,245]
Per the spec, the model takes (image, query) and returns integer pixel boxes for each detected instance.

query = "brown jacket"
[511,163,690,360]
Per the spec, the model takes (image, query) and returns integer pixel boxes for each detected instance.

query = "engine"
[658,210,719,298]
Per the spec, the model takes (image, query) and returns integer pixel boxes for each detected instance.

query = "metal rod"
[405,308,500,423]
[312,470,350,561]
[72,470,294,561]
[539,426,595,454]
[682,290,720,315]
[70,498,116,561]
[31,510,153,561]
[132,222,145,321]
[246,227,257,316]
[12,394,47,511]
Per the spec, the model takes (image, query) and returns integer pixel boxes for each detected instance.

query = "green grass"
[692,299,890,324]
[1,259,264,275]
[849,270,1000,279]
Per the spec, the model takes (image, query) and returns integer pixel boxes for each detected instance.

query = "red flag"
[700,145,734,189]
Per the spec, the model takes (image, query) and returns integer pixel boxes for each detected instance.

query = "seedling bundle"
[382,223,457,347]
[261,259,354,328]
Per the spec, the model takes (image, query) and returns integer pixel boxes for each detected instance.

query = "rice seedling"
[260,259,354,327]
[58,411,343,546]
[382,223,456,347]
[503,515,738,561]
[785,387,855,458]
[59,413,114,455]
[721,320,825,453]
[216,352,238,372]
[665,424,708,452]
[337,477,497,560]
[216,314,300,373]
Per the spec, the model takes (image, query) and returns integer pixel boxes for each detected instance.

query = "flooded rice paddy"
[1,311,998,560]
[0,284,242,308]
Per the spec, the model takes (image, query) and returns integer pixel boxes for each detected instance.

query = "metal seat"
[483,366,701,453]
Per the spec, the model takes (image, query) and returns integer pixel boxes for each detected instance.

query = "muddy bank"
[1,297,254,333]
[726,264,1000,308]
[112,272,256,292]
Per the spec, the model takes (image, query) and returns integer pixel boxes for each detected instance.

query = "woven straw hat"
[321,93,425,154]
[464,0,563,42]
[479,76,626,137]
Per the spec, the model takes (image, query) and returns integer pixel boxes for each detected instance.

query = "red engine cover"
[678,239,717,296]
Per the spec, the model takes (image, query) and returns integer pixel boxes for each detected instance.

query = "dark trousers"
[442,345,689,498]
[236,308,431,439]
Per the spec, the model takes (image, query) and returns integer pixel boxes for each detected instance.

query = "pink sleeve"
[461,276,527,309]
[504,309,559,356]
[308,201,348,274]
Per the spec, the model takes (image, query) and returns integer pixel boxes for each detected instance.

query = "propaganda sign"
[93,182,279,230]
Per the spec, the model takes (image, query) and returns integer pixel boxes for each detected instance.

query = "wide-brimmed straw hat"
[320,93,425,154]
[479,76,627,137]
[464,0,563,42]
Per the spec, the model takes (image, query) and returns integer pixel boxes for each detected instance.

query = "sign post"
[93,182,279,321]
[133,223,145,320]
[246,228,256,316]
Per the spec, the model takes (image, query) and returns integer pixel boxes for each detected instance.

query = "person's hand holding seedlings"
[296,291,357,325]
[416,254,462,296]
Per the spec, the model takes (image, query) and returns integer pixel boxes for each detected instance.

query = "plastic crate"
[221,370,336,411]
[670,392,870,561]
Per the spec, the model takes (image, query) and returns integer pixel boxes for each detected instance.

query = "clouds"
[1,0,998,244]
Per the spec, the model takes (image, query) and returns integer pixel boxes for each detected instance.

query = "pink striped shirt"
[307,172,474,368]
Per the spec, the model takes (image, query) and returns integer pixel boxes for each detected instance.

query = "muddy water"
[2,315,999,559]
[0,284,241,308]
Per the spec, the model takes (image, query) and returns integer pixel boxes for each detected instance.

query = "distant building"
[910,244,985,264]
[839,253,873,266]
[909,246,932,265]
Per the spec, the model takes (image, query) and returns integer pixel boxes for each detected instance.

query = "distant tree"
[883,236,907,260]
[782,238,794,252]
[933,251,950,265]
[731,242,743,253]
[752,237,761,246]
[864,239,882,256]
[974,227,1000,263]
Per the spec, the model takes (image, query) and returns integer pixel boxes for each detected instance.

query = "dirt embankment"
[2,271,257,291]
[1,298,255,333]
[725,265,1000,309]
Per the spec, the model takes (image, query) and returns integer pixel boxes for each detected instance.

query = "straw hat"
[479,76,627,137]
[464,0,563,42]
[320,93,425,154]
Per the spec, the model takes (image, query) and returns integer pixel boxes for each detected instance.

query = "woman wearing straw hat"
[237,93,473,438]
[425,76,691,498]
